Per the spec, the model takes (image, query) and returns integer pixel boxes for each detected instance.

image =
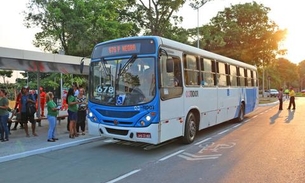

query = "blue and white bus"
[83,36,258,145]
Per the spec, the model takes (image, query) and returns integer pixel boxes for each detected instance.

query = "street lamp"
[268,76,271,90]
[190,0,212,48]
[59,49,65,106]
[26,71,29,86]
[261,59,265,97]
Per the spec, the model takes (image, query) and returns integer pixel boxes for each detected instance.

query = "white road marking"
[218,129,230,135]
[194,137,212,146]
[178,152,222,160]
[158,150,185,161]
[105,169,141,183]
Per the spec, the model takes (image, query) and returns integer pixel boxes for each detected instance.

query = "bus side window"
[160,55,183,100]
[174,58,182,87]
[200,58,213,86]
[184,54,200,86]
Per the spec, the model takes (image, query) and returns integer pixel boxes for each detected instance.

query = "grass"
[259,97,278,104]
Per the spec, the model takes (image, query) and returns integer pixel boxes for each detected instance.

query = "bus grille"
[105,128,128,135]
[97,109,139,118]
[103,120,133,125]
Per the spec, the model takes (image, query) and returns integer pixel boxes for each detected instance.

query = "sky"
[0,0,305,82]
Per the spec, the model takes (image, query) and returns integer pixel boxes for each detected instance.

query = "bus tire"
[182,112,197,144]
[237,103,245,122]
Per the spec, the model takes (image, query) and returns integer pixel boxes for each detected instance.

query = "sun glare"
[281,28,305,63]
[265,0,305,63]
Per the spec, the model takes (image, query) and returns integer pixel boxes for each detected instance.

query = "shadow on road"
[285,110,295,123]
[269,110,282,124]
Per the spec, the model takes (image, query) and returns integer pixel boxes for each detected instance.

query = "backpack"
[26,94,36,115]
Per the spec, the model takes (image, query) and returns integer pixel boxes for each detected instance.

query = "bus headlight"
[136,113,155,127]
[145,115,151,121]
[88,111,97,122]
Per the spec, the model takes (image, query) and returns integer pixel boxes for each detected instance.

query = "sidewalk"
[0,110,102,163]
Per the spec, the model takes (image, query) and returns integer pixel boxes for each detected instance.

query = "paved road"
[4,98,305,183]
[0,99,279,163]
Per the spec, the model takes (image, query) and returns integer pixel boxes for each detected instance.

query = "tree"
[126,0,186,36]
[199,2,287,67]
[298,60,305,89]
[0,70,13,84]
[267,58,298,89]
[23,0,139,56]
[189,0,214,46]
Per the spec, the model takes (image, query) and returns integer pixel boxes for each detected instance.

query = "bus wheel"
[237,103,245,122]
[182,112,197,144]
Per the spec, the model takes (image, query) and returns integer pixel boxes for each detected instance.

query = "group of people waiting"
[0,86,38,141]
[277,87,296,111]
[0,82,87,143]
[47,82,87,142]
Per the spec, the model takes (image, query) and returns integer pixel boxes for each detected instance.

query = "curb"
[258,100,279,107]
[0,136,103,163]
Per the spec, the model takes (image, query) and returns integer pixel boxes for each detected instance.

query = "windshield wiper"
[99,57,111,76]
[118,54,137,76]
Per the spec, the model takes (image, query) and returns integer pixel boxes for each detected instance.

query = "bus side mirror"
[166,58,173,73]
[80,58,85,74]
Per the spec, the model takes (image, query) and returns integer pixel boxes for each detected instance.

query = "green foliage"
[0,83,17,100]
[0,70,13,84]
[127,0,186,36]
[265,58,298,89]
[19,72,87,91]
[199,2,287,67]
[24,0,139,56]
[298,60,305,89]
[19,0,302,92]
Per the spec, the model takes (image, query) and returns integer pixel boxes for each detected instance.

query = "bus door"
[159,52,184,142]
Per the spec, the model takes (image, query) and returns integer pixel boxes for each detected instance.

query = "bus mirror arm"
[159,48,168,59]
[80,57,85,74]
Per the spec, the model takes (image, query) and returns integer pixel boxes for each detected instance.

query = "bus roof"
[95,36,257,70]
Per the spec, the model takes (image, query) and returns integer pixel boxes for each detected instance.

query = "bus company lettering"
[143,105,154,110]
[186,90,198,97]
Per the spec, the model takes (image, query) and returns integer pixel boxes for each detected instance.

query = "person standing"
[67,82,79,131]
[62,90,68,110]
[0,89,10,141]
[66,88,80,138]
[76,88,87,135]
[73,82,79,96]
[287,87,296,110]
[278,88,283,110]
[40,87,46,117]
[284,88,289,100]
[11,89,23,130]
[46,92,59,142]
[19,86,38,137]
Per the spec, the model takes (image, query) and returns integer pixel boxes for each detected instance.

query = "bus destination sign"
[92,39,156,58]
[105,43,141,55]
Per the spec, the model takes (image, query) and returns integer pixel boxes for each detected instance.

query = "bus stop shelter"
[0,46,90,118]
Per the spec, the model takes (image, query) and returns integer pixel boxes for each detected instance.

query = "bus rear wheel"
[182,112,197,144]
[237,103,245,122]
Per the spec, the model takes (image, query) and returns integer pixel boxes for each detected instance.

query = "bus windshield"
[89,57,155,106]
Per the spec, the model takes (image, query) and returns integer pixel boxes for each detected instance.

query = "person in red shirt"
[11,89,23,130]
[62,90,68,110]
[40,87,46,117]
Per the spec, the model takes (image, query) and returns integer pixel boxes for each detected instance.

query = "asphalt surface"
[0,100,278,163]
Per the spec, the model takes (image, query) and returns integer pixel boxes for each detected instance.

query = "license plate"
[136,133,151,138]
